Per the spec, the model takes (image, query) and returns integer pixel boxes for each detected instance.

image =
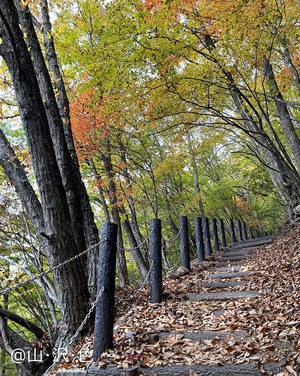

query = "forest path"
[56,235,291,376]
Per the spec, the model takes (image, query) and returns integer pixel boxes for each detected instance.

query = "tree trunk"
[262,56,300,170]
[0,1,90,343]
[102,151,129,286]
[122,219,150,281]
[186,131,205,216]
[15,1,99,299]
[201,33,300,218]
[119,144,150,266]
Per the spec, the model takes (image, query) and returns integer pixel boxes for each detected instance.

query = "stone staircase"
[57,236,284,376]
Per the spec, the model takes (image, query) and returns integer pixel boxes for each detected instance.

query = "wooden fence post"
[149,219,162,303]
[203,217,212,256]
[194,217,205,263]
[180,216,191,271]
[242,221,248,240]
[237,220,243,241]
[93,223,118,360]
[229,218,236,244]
[212,218,220,252]
[249,227,254,239]
[219,218,227,248]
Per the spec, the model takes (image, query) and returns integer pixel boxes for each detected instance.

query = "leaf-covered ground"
[52,225,300,375]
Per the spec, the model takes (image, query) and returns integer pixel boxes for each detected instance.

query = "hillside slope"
[51,225,300,375]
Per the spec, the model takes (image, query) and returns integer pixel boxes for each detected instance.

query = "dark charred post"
[93,223,118,360]
[219,218,227,248]
[149,219,163,303]
[203,217,212,256]
[249,227,254,239]
[194,217,205,263]
[237,220,243,241]
[180,216,191,271]
[229,218,237,244]
[212,218,220,252]
[242,221,248,240]
[255,229,260,237]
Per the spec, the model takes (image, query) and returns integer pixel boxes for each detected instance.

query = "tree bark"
[0,1,90,343]
[14,1,99,298]
[262,56,300,170]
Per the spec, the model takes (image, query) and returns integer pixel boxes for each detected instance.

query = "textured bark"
[15,1,99,298]
[262,57,300,169]
[40,0,79,168]
[0,0,89,342]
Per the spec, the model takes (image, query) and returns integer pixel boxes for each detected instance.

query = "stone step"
[225,237,273,250]
[199,281,247,289]
[150,330,247,341]
[209,266,242,273]
[72,362,283,375]
[205,271,251,279]
[212,260,246,267]
[218,250,253,256]
[184,290,260,301]
[213,255,251,262]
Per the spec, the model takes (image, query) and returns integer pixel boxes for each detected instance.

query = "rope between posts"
[167,225,182,244]
[0,240,103,296]
[118,230,152,253]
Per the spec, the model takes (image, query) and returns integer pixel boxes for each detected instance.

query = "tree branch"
[0,308,45,339]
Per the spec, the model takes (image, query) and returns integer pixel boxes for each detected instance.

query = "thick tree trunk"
[39,0,79,168]
[262,57,300,170]
[15,2,99,298]
[0,0,90,342]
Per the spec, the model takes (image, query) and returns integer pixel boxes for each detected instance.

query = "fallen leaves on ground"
[51,224,300,374]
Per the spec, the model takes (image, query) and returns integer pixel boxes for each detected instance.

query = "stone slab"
[199,281,247,288]
[205,271,251,279]
[184,290,260,301]
[225,237,273,250]
[212,260,246,267]
[213,255,251,262]
[217,250,253,257]
[150,330,247,341]
[66,362,283,375]
[209,266,242,273]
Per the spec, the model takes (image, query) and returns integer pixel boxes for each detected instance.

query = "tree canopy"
[0,0,299,374]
